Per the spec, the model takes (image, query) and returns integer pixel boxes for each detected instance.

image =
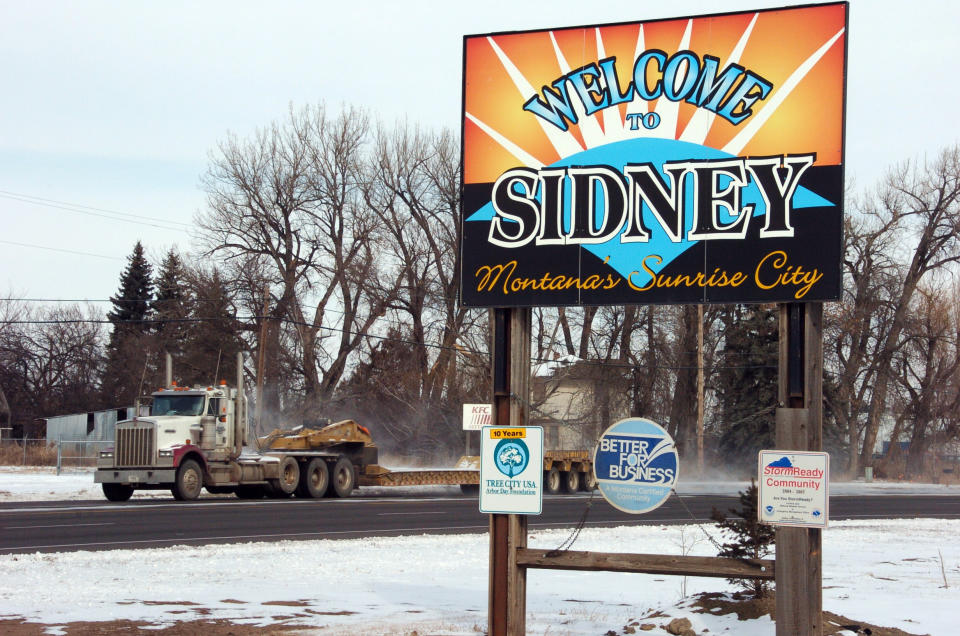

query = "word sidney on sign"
[593,417,679,514]
[460,3,847,307]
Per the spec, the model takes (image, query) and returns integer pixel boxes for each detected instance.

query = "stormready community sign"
[460,3,847,307]
[480,426,544,514]
[758,450,829,528]
[594,417,679,513]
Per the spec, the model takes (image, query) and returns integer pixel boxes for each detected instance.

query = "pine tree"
[710,481,775,598]
[101,242,155,406]
[714,305,778,471]
[152,249,192,360]
[107,241,154,327]
[180,267,244,387]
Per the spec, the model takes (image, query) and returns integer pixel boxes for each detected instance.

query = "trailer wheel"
[172,459,203,501]
[581,471,597,491]
[459,484,479,496]
[102,483,134,502]
[269,456,300,496]
[297,458,330,498]
[545,466,561,494]
[328,456,355,498]
[562,470,580,493]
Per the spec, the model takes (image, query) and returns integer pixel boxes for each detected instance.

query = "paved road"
[1,492,959,554]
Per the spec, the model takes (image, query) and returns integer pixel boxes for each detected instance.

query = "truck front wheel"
[172,459,203,501]
[328,456,355,498]
[297,457,329,498]
[103,483,134,502]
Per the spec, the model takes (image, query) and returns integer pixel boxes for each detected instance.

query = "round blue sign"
[494,438,530,478]
[593,417,679,514]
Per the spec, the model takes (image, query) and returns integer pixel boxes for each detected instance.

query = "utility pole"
[254,285,269,437]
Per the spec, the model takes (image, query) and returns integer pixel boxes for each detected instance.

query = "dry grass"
[0,440,58,466]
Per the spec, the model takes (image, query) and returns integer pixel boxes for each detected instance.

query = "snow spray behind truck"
[95,354,592,501]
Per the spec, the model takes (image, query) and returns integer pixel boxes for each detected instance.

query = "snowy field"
[1,468,958,635]
[3,465,959,501]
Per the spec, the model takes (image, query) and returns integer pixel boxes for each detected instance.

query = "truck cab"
[95,380,247,502]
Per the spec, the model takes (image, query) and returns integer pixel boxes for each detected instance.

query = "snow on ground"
[1,468,959,634]
[3,465,959,501]
[0,519,957,635]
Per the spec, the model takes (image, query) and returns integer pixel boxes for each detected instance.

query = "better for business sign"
[461,4,847,307]
[594,418,679,514]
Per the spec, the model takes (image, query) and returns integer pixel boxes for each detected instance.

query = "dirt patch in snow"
[0,617,314,635]
[686,592,927,636]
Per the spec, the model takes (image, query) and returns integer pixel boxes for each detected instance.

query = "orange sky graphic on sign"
[463,4,846,185]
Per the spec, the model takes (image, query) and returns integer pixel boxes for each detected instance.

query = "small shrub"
[710,480,775,598]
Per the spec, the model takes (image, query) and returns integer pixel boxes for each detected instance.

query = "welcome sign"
[460,4,847,307]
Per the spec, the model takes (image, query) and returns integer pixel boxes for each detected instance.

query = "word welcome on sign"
[460,4,846,307]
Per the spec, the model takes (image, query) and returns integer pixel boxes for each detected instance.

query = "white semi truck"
[95,354,592,502]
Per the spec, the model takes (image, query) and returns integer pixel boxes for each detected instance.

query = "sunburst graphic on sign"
[460,4,847,306]
[464,6,845,184]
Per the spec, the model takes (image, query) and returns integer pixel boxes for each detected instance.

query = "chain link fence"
[0,437,56,467]
[55,438,112,474]
[0,437,111,473]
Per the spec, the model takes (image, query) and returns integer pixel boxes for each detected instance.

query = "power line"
[0,190,190,233]
[0,240,123,260]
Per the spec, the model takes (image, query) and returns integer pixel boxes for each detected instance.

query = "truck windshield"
[152,395,205,416]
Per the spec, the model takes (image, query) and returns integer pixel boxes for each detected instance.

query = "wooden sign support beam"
[776,303,824,635]
[517,549,774,579]
[489,307,530,636]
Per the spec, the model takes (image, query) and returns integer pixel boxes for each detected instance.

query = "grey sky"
[1,0,956,302]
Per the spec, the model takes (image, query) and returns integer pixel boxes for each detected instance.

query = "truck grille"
[116,426,155,466]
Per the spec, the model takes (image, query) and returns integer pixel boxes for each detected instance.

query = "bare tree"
[826,213,900,473]
[366,124,470,405]
[855,146,960,472]
[0,303,104,434]
[199,104,397,421]
[892,284,960,477]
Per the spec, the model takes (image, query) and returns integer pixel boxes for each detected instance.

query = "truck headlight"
[99,450,113,458]
[158,449,174,458]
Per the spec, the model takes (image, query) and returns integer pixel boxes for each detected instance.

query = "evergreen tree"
[714,305,778,471]
[180,267,244,387]
[152,249,192,360]
[107,241,154,327]
[710,481,775,598]
[101,242,155,406]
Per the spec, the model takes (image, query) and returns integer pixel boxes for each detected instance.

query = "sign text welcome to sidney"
[460,3,847,307]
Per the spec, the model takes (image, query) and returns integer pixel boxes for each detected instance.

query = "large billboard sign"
[460,3,847,307]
